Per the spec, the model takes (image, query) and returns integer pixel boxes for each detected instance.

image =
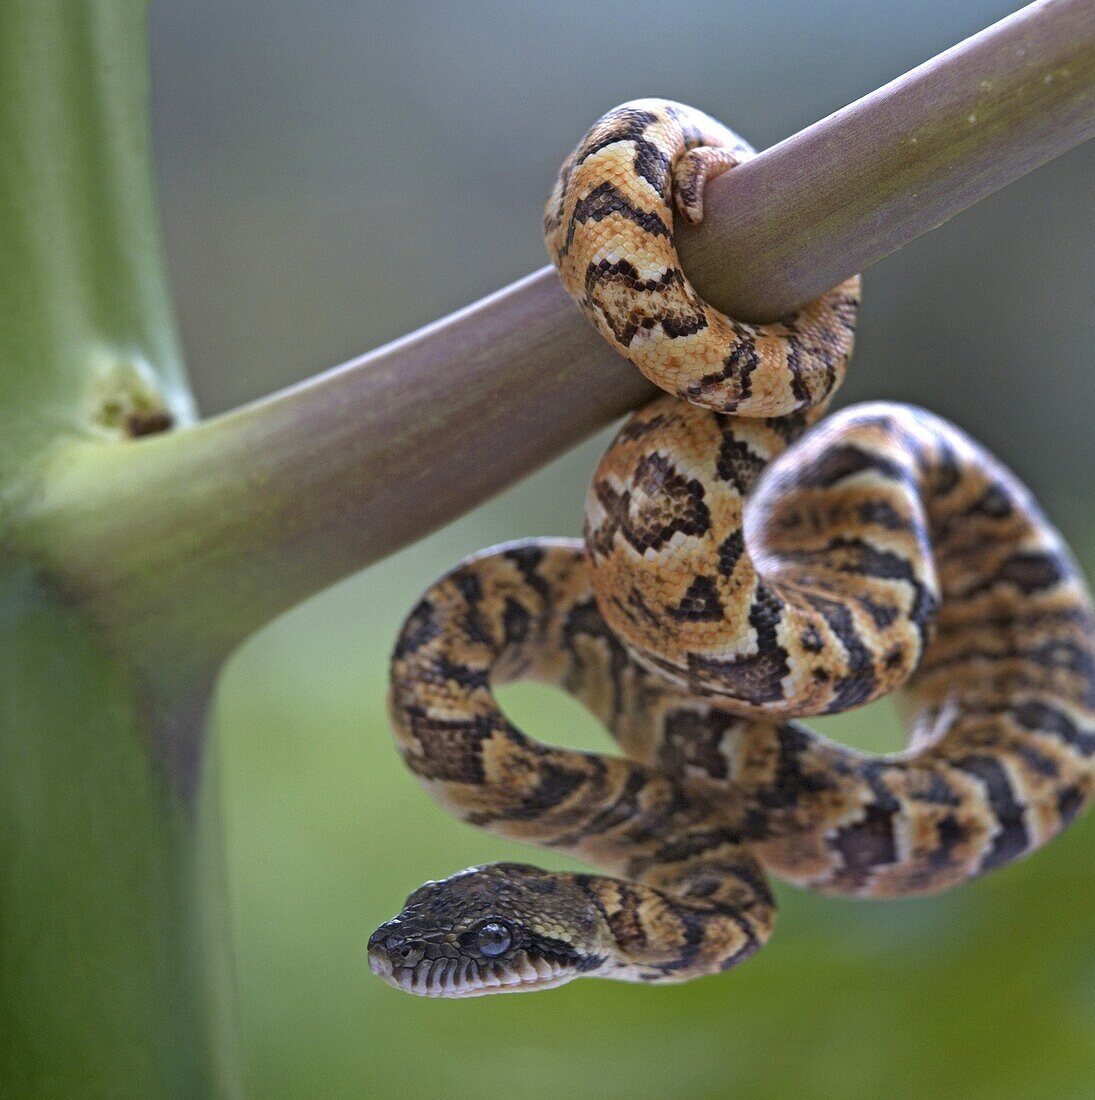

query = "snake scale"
[368,100,1095,997]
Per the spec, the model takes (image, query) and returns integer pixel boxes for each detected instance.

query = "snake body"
[368,101,1095,997]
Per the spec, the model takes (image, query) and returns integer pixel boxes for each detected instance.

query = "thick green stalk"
[0,3,239,1094]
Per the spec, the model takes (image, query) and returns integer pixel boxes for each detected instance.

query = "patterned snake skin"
[368,101,1095,997]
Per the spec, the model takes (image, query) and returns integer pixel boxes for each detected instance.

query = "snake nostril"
[391,940,424,966]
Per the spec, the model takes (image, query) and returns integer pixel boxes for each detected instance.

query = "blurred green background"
[147,1,1093,1096]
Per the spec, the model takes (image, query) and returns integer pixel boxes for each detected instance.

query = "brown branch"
[25,0,1094,674]
[679,0,1095,317]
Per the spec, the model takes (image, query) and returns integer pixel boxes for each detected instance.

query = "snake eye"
[475,921,512,957]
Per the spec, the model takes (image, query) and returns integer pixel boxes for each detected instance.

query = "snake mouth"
[368,948,574,998]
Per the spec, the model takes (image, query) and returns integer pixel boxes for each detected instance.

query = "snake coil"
[369,100,1095,998]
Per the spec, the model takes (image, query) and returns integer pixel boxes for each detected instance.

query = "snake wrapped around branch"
[368,100,1095,998]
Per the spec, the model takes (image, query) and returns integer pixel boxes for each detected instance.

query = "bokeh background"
[148,1,1093,1096]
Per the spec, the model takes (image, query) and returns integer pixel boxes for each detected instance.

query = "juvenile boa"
[369,100,1095,997]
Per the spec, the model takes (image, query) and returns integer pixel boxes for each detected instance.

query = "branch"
[22,0,1094,676]
[679,0,1095,318]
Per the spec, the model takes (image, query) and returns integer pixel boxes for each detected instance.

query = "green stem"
[0,0,193,472]
[0,3,239,1093]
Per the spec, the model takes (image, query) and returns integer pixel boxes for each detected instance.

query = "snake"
[367,100,1095,997]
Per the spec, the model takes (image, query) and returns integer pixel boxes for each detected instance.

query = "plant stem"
[0,2,239,1093]
[680,0,1095,318]
[18,0,1095,680]
[0,0,193,475]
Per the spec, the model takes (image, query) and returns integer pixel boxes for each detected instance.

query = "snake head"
[368,863,605,997]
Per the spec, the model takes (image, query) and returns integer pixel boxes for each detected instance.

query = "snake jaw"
[367,944,577,998]
[367,864,605,998]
